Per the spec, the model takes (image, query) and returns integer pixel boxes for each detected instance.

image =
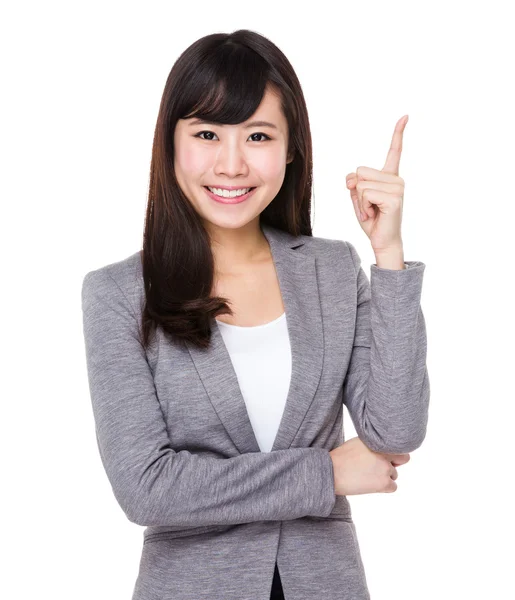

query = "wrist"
[373,244,405,270]
[372,241,403,255]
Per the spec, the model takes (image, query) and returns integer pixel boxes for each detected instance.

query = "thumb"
[346,173,363,221]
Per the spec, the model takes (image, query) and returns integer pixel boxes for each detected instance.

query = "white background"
[2,0,514,598]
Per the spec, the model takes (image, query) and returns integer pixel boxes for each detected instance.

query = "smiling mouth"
[203,186,257,193]
[203,186,258,204]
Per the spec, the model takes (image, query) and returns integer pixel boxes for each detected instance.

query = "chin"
[202,212,261,231]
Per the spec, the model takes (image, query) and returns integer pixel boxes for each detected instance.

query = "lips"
[204,186,256,193]
[203,186,257,205]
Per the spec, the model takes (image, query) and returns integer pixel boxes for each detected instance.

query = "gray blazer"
[81,222,429,600]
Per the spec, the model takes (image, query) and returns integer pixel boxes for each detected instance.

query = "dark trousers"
[270,561,285,599]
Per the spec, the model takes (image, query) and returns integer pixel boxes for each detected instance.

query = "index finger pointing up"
[382,115,408,175]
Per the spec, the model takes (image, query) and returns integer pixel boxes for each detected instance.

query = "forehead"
[253,87,284,116]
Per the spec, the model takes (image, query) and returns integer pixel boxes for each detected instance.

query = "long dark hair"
[141,29,315,351]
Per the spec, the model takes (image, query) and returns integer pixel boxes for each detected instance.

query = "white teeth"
[207,187,252,198]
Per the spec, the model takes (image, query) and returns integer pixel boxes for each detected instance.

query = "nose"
[213,140,250,179]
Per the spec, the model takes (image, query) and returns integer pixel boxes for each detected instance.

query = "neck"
[206,218,270,274]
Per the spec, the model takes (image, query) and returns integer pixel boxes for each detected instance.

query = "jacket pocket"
[306,514,354,523]
[143,524,237,544]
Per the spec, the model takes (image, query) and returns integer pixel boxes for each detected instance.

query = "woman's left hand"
[346,115,408,252]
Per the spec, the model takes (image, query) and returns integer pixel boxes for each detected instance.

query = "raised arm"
[81,268,336,528]
[342,240,430,454]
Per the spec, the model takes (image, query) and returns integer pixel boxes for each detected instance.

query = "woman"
[81,29,429,600]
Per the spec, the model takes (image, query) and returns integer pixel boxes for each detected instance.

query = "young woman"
[81,29,429,600]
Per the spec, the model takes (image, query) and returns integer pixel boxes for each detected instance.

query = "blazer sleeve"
[81,268,336,528]
[342,241,430,454]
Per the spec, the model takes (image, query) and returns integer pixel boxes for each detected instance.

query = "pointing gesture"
[345,115,408,253]
[382,114,406,175]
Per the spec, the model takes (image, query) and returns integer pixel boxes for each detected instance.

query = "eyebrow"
[188,118,278,130]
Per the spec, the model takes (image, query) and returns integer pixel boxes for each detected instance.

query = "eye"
[249,132,272,142]
[194,131,272,142]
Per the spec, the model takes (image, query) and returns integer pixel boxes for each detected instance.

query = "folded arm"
[81,268,336,527]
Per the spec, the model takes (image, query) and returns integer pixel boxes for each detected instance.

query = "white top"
[215,313,291,453]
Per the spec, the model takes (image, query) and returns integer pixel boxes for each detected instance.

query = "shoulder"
[299,233,361,273]
[81,250,143,315]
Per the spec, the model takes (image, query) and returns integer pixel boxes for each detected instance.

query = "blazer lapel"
[185,222,325,455]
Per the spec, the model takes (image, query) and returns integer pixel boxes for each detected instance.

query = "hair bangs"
[179,44,275,126]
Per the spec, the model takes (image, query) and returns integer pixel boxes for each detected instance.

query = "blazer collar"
[185,222,324,454]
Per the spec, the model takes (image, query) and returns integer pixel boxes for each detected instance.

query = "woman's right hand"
[329,436,410,495]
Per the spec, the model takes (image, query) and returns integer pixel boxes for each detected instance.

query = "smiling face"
[173,85,293,232]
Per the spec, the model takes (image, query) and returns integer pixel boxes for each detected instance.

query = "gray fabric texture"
[81,222,429,600]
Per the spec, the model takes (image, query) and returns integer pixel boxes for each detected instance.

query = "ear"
[286,151,295,164]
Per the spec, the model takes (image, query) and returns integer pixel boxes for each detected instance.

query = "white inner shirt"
[215,313,292,453]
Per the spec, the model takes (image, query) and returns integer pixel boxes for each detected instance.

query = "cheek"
[175,146,209,175]
[252,151,287,181]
